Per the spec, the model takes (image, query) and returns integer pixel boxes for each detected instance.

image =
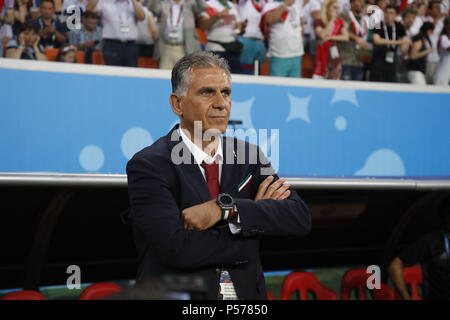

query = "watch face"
[221,194,233,205]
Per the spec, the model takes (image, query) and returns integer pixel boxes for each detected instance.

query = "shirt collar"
[178,126,223,165]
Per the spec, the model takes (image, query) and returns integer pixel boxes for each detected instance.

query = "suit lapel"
[166,124,212,203]
[220,136,240,197]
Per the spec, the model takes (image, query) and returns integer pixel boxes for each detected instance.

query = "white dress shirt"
[97,0,141,41]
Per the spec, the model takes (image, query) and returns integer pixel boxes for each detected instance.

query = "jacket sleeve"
[126,155,259,271]
[234,147,312,238]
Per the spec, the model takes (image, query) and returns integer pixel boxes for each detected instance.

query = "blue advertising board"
[1,59,449,177]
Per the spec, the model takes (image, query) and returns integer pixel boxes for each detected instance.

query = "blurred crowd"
[0,0,448,84]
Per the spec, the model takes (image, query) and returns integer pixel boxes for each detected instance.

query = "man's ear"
[169,93,183,117]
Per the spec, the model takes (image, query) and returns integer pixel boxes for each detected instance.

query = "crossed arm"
[182,175,291,230]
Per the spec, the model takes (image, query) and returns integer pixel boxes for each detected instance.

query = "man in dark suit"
[126,51,311,300]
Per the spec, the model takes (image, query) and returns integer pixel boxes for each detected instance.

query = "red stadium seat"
[267,291,275,300]
[79,283,123,300]
[45,48,58,61]
[76,50,85,64]
[281,272,338,300]
[1,290,46,300]
[137,56,159,69]
[92,51,106,65]
[395,266,423,300]
[340,268,395,300]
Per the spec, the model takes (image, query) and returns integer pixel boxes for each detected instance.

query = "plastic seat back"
[281,272,338,300]
[1,290,46,300]
[79,283,123,300]
[341,269,395,300]
[395,266,423,300]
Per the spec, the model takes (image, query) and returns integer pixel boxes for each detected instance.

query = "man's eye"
[222,90,231,96]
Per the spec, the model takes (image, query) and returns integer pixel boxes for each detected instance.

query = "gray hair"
[171,51,231,96]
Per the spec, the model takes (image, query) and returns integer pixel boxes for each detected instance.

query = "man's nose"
[213,92,227,109]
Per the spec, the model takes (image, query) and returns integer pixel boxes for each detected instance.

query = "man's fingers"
[278,189,291,200]
[255,175,274,200]
[265,178,286,198]
[273,183,290,200]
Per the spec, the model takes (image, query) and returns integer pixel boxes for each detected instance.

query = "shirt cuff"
[228,206,241,234]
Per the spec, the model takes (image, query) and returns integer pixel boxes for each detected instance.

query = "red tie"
[201,161,220,199]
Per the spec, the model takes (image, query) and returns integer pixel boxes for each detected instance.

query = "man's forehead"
[189,67,230,85]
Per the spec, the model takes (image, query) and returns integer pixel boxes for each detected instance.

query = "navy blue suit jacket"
[126,124,311,299]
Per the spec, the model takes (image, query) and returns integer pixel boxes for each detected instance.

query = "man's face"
[177,67,231,136]
[40,2,54,19]
[23,30,37,47]
[403,13,416,28]
[352,0,365,14]
[385,8,397,24]
[84,15,99,30]
[431,2,441,16]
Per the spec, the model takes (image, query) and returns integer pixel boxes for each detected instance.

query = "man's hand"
[239,19,248,36]
[254,176,291,202]
[356,37,368,50]
[18,32,25,47]
[33,35,41,49]
[82,40,96,49]
[182,199,222,231]
[45,25,56,35]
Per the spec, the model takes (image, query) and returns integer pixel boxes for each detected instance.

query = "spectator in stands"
[425,0,445,83]
[237,0,265,75]
[388,198,450,300]
[313,0,349,79]
[31,0,68,49]
[408,1,428,37]
[340,0,368,81]
[302,0,322,71]
[374,0,387,22]
[5,21,47,60]
[434,16,450,85]
[86,0,145,67]
[0,20,13,57]
[69,10,102,64]
[53,0,61,20]
[149,0,206,70]
[260,0,305,78]
[136,0,158,59]
[199,0,246,74]
[0,0,14,57]
[13,0,34,36]
[370,4,411,82]
[407,21,434,84]
[55,43,77,62]
[402,8,417,38]
[0,0,14,26]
